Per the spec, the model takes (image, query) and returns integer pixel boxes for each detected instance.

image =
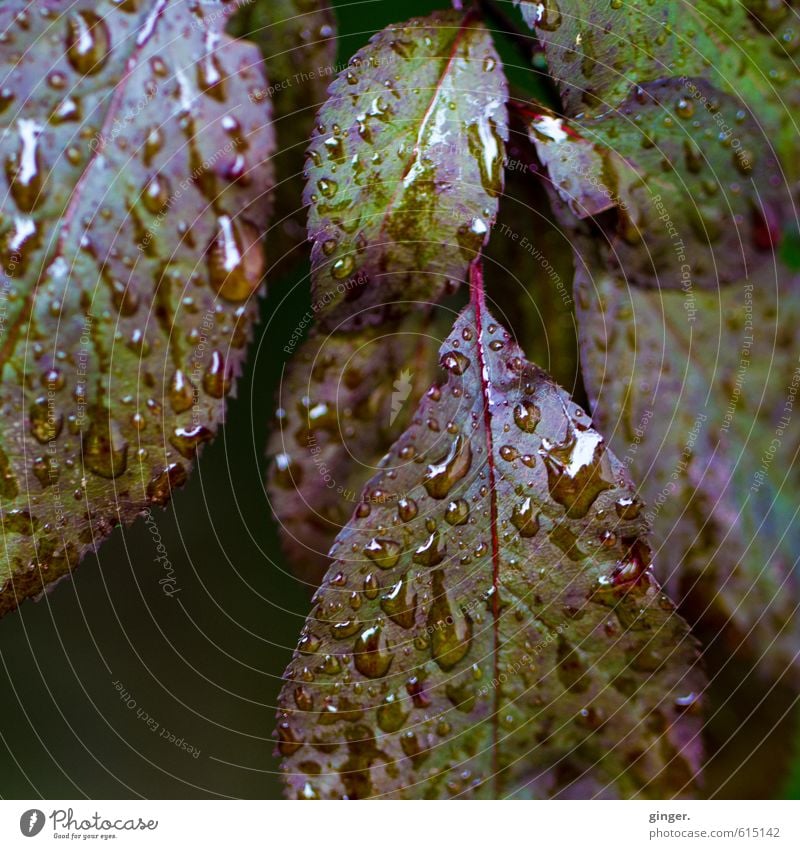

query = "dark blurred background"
[0,0,798,800]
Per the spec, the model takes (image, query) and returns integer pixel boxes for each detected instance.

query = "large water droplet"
[428,570,472,670]
[83,415,129,478]
[66,11,111,75]
[423,435,472,498]
[169,425,213,459]
[412,530,446,567]
[147,462,187,504]
[444,498,469,526]
[207,216,263,302]
[380,572,417,629]
[539,426,614,518]
[376,692,408,732]
[363,537,402,569]
[511,497,540,537]
[353,624,393,678]
[6,119,45,212]
[513,400,541,433]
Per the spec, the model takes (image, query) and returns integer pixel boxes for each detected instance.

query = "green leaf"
[0,1,275,615]
[507,44,799,679]
[521,78,785,291]
[276,271,704,799]
[575,262,800,682]
[305,10,508,329]
[230,0,337,264]
[514,0,800,167]
[266,309,451,587]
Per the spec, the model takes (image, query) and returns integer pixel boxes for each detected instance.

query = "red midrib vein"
[468,260,502,794]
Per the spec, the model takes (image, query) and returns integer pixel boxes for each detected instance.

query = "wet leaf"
[575,262,800,684]
[276,272,704,799]
[514,0,800,166]
[305,10,508,329]
[266,307,452,587]
[520,79,786,290]
[230,0,337,263]
[507,32,800,680]
[0,1,275,615]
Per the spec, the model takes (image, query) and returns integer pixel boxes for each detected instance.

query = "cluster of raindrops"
[276,305,700,798]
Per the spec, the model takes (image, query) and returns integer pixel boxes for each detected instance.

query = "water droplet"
[397,497,418,522]
[467,117,504,198]
[513,400,541,433]
[444,498,469,525]
[207,216,263,302]
[353,624,393,678]
[380,572,417,629]
[363,537,402,569]
[376,692,408,732]
[331,254,355,280]
[83,415,129,478]
[614,496,642,520]
[499,444,519,462]
[540,427,614,518]
[170,424,213,459]
[142,173,171,214]
[428,570,472,670]
[412,530,446,567]
[197,29,226,100]
[330,618,361,640]
[294,685,314,711]
[442,351,470,374]
[143,126,164,166]
[511,497,540,537]
[1,215,39,274]
[147,462,187,504]
[29,396,62,443]
[363,572,379,599]
[169,370,195,413]
[424,435,472,498]
[323,136,345,163]
[203,350,230,398]
[276,721,302,756]
[51,96,82,124]
[534,0,563,30]
[66,11,111,75]
[317,178,337,198]
[273,453,301,488]
[6,119,45,212]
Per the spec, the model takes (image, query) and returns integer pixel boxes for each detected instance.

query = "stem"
[478,0,542,64]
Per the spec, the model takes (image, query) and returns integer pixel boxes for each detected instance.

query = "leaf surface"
[276,269,704,799]
[575,262,800,682]
[0,1,274,614]
[305,10,508,329]
[514,0,800,166]
[266,309,451,587]
[521,79,786,291]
